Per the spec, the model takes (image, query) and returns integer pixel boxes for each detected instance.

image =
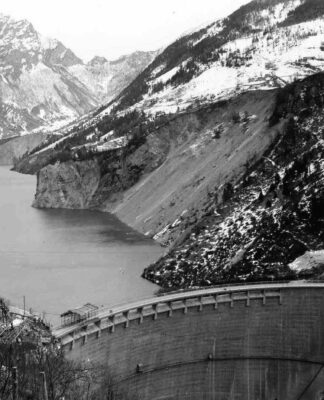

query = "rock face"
[290,250,324,279]
[0,13,157,138]
[33,160,101,209]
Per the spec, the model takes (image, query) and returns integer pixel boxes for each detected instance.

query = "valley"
[0,1,323,397]
[8,0,324,290]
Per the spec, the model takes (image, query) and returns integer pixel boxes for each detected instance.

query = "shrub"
[232,111,241,124]
[223,182,234,202]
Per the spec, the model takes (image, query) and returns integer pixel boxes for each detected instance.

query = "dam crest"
[54,282,324,400]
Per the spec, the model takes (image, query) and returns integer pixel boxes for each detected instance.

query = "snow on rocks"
[96,136,127,152]
[289,250,324,272]
[144,84,324,288]
[126,15,324,120]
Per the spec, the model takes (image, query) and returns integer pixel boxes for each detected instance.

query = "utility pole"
[23,296,25,318]
[12,367,18,400]
[39,371,49,400]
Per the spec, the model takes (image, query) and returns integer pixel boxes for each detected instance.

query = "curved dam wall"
[55,283,324,400]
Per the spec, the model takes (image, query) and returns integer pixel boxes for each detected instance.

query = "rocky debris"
[0,317,51,347]
[0,298,52,347]
[143,74,324,288]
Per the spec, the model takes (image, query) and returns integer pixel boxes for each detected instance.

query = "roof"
[61,303,98,318]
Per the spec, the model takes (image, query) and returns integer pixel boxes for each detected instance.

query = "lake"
[0,166,163,325]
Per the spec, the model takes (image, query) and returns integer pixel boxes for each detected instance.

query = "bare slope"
[109,90,280,245]
[32,89,280,249]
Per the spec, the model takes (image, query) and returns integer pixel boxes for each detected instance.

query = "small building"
[60,303,98,326]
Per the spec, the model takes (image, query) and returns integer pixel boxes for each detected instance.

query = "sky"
[0,0,251,62]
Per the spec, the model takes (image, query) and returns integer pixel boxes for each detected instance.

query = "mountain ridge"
[0,12,157,140]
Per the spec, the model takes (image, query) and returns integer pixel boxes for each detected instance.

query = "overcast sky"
[1,0,251,62]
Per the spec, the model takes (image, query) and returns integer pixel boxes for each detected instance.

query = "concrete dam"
[54,282,324,400]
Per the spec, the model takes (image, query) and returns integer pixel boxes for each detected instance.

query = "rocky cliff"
[33,160,101,209]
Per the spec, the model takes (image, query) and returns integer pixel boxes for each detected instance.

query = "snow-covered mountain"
[105,0,324,115]
[0,13,157,138]
[18,0,324,154]
[0,13,96,137]
[70,51,159,104]
[15,0,324,169]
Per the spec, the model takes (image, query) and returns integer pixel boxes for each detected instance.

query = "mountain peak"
[87,56,108,66]
[0,12,37,37]
[0,12,83,73]
[41,38,83,67]
[0,12,158,138]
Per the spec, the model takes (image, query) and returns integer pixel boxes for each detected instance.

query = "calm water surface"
[0,167,163,324]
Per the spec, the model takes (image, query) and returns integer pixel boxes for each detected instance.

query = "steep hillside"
[17,0,324,155]
[108,0,324,115]
[143,73,324,288]
[0,13,156,138]
[13,0,324,287]
[31,89,280,240]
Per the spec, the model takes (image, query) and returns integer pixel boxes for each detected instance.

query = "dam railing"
[53,281,324,347]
